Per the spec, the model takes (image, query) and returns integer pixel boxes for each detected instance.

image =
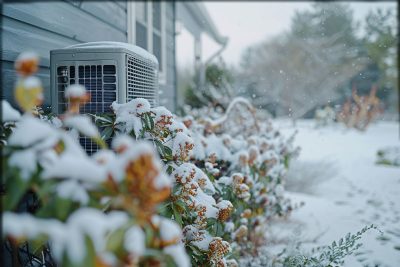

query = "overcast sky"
[176,1,397,69]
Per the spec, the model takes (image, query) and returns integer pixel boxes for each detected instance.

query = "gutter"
[183,2,227,45]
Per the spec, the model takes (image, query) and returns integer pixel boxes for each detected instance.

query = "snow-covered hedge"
[376,146,400,166]
[2,53,299,266]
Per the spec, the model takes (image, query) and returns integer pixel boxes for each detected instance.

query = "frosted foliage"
[15,51,38,62]
[63,115,99,137]
[164,244,191,267]
[56,180,89,204]
[153,106,173,122]
[194,166,216,194]
[2,100,21,121]
[112,98,151,116]
[159,218,182,241]
[9,149,37,180]
[23,76,42,89]
[42,152,107,184]
[107,137,171,189]
[8,115,58,147]
[65,84,86,98]
[204,134,232,161]
[3,93,300,266]
[112,99,149,137]
[171,132,194,158]
[124,226,145,256]
[3,209,128,264]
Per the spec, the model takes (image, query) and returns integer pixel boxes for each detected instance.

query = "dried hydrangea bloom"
[241,209,252,219]
[183,225,207,243]
[106,138,171,221]
[208,237,231,264]
[233,225,248,242]
[174,163,196,184]
[64,84,90,114]
[182,117,193,129]
[94,256,113,267]
[111,134,135,154]
[216,200,233,222]
[194,205,207,227]
[15,77,43,112]
[172,164,218,228]
[208,153,218,164]
[247,136,258,146]
[231,173,251,200]
[15,52,39,77]
[132,98,151,115]
[226,259,239,267]
[124,152,170,219]
[232,173,244,185]
[194,168,216,194]
[248,146,259,166]
[172,132,194,161]
[259,139,270,153]
[217,259,228,267]
[238,152,248,168]
[153,106,173,127]
[222,134,232,148]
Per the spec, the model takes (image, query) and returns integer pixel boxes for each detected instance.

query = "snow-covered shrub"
[314,106,336,128]
[239,224,379,267]
[2,52,300,266]
[2,54,189,267]
[376,146,400,166]
[93,94,300,265]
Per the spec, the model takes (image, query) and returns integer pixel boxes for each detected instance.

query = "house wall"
[1,0,176,111]
[159,1,176,111]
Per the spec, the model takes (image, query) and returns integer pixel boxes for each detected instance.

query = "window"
[128,1,167,84]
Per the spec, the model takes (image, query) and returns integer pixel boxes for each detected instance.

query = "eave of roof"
[183,2,228,45]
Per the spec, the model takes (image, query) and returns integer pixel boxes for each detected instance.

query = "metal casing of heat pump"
[50,41,159,115]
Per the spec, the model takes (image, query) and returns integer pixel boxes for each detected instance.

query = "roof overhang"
[177,2,228,46]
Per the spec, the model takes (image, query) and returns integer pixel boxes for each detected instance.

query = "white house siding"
[160,1,177,111]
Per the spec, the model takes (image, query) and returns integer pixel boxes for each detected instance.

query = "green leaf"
[144,225,154,247]
[106,228,125,252]
[101,126,113,141]
[54,197,73,221]
[174,199,187,211]
[3,169,30,211]
[173,205,183,226]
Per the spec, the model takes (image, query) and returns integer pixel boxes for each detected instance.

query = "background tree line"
[182,3,397,119]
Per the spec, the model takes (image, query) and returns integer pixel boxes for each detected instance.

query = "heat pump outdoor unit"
[50,41,159,115]
[50,41,159,153]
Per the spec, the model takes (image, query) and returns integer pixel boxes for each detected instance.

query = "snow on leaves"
[2,53,299,267]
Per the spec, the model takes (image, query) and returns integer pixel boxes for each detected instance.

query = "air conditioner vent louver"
[127,55,158,107]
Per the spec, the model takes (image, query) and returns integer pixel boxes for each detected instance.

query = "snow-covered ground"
[273,119,400,267]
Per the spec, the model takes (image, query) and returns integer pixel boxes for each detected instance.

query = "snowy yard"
[272,120,400,267]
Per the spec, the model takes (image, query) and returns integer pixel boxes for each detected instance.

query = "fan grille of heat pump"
[56,64,117,114]
[56,63,117,155]
[126,54,158,107]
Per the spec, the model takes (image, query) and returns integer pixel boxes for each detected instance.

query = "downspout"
[172,0,178,113]
[200,38,228,92]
